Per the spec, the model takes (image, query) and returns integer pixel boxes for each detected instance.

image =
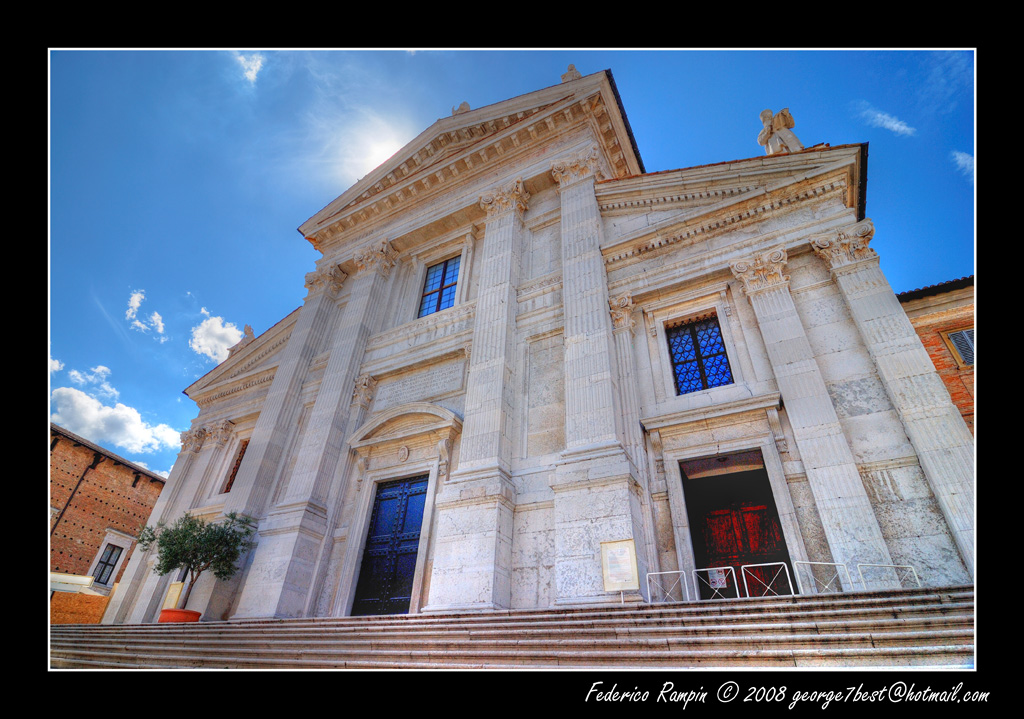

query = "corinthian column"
[423,179,525,612]
[552,146,623,452]
[232,242,396,619]
[810,219,975,578]
[222,262,347,524]
[548,147,648,605]
[730,247,896,590]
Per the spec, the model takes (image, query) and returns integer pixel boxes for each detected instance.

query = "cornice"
[602,173,849,267]
[641,392,782,431]
[192,367,277,410]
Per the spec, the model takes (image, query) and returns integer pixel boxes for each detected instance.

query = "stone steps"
[50,585,974,669]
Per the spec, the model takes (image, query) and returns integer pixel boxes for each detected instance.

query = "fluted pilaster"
[810,219,975,578]
[232,243,395,619]
[731,246,896,590]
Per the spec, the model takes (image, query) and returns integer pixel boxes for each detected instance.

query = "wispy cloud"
[920,51,973,114]
[855,101,916,137]
[189,315,243,363]
[49,356,64,374]
[233,51,265,84]
[125,290,169,341]
[294,55,419,190]
[951,150,975,184]
[68,364,119,400]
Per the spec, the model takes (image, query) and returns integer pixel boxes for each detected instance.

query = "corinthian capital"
[180,426,208,454]
[609,291,636,333]
[551,146,605,187]
[809,219,878,272]
[729,247,790,295]
[354,239,398,278]
[304,263,348,297]
[479,178,529,219]
[207,419,235,445]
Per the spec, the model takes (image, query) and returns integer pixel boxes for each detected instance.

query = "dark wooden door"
[351,475,429,616]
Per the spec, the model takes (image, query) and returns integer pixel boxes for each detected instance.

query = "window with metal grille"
[94,543,123,585]
[946,328,974,366]
[417,256,460,318]
[666,315,734,395]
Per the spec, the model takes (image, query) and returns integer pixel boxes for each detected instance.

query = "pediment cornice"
[301,71,642,252]
[600,149,862,267]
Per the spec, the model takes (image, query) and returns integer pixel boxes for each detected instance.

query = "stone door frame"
[661,434,810,599]
[332,402,461,617]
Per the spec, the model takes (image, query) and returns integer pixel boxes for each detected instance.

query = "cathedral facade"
[106,68,974,624]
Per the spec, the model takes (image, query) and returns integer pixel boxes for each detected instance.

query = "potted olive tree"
[137,511,256,622]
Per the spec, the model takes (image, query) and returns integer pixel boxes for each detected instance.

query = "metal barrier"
[857,563,921,589]
[793,561,852,595]
[740,562,795,598]
[645,570,692,603]
[692,566,739,600]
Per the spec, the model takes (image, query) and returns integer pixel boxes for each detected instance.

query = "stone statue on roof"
[757,108,804,156]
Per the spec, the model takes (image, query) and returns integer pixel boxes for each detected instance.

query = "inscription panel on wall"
[373,360,465,410]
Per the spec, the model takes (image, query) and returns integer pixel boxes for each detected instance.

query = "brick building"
[898,276,975,434]
[50,423,165,621]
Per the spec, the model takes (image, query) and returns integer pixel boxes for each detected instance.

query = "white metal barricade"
[645,570,692,603]
[740,562,795,598]
[857,563,921,589]
[793,561,852,595]
[692,566,739,600]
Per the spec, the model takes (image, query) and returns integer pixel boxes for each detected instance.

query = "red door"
[699,501,789,598]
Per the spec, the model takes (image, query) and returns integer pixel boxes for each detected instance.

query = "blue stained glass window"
[666,316,734,395]
[418,256,460,318]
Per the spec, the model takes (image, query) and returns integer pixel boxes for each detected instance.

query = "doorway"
[351,474,429,616]
[680,450,793,599]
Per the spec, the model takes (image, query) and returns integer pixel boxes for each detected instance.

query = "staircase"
[50,585,974,670]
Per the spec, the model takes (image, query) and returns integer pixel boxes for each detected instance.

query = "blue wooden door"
[351,475,429,616]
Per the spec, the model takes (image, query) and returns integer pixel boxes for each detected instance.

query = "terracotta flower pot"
[158,608,202,623]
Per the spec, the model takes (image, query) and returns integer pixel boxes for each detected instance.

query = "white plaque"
[709,568,728,589]
[600,539,639,592]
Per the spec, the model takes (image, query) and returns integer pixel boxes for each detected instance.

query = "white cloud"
[125,290,168,340]
[50,356,64,374]
[855,102,916,137]
[234,52,265,84]
[189,316,243,363]
[67,364,120,400]
[951,151,975,184]
[126,290,145,321]
[50,386,181,455]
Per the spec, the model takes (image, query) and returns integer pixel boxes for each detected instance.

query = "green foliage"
[137,512,256,600]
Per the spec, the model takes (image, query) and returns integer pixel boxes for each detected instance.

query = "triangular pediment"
[598,143,866,265]
[184,309,299,409]
[300,69,643,248]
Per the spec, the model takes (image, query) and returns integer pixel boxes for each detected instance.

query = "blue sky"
[48,49,975,478]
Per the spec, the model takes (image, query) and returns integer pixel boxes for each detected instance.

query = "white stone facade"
[105,68,973,624]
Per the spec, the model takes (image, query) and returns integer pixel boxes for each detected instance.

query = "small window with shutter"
[943,328,974,368]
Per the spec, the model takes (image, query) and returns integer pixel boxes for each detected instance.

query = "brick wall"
[50,428,165,584]
[912,320,974,434]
